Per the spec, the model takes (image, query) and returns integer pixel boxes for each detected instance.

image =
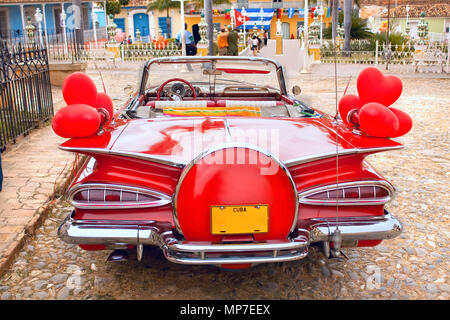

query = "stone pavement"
[0,89,75,275]
[0,68,139,277]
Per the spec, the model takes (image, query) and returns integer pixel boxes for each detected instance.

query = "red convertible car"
[58,57,402,268]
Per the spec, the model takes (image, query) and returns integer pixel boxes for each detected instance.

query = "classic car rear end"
[57,57,402,268]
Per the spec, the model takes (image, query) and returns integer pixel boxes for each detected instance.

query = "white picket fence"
[119,41,182,61]
[319,39,449,72]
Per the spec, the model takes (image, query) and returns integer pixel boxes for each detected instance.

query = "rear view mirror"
[292,85,301,96]
[203,69,222,76]
[124,84,134,96]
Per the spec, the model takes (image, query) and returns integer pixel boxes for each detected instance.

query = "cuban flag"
[288,8,294,19]
[235,8,275,30]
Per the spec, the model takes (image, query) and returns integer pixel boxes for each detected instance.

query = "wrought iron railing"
[0,41,53,150]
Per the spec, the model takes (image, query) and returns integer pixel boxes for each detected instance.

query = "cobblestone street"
[0,63,448,300]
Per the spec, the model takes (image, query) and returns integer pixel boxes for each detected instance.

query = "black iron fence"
[1,28,106,63]
[0,41,53,150]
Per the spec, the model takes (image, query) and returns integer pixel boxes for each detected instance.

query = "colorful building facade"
[360,1,449,41]
[113,0,332,42]
[0,0,101,40]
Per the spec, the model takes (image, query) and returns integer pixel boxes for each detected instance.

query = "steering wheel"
[156,78,197,100]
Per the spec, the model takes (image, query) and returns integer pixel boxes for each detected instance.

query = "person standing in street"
[251,35,259,56]
[176,23,196,56]
[227,26,239,56]
[217,28,229,56]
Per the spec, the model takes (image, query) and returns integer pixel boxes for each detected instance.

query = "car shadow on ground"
[92,244,335,300]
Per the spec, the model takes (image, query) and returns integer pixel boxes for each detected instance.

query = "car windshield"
[144,57,282,94]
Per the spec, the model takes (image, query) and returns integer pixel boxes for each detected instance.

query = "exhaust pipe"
[107,249,129,262]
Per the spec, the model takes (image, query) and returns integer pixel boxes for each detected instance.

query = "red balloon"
[62,72,97,107]
[359,103,399,138]
[95,92,114,124]
[52,104,101,138]
[357,67,403,107]
[338,94,362,126]
[390,107,413,137]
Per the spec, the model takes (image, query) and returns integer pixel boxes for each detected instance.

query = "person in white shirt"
[251,35,259,56]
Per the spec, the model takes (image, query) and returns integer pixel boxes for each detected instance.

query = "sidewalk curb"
[0,155,86,278]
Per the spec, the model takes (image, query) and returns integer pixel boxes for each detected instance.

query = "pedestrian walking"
[192,24,201,45]
[251,36,259,56]
[227,26,239,56]
[217,28,229,56]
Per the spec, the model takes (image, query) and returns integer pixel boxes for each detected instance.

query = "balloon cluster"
[115,29,125,43]
[153,35,168,49]
[338,67,412,138]
[52,72,113,138]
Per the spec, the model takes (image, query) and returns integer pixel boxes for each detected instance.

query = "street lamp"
[60,8,68,55]
[241,7,247,46]
[91,11,98,47]
[35,8,43,46]
[25,16,35,44]
[259,8,264,33]
[405,4,410,36]
[300,0,309,73]
[230,6,235,29]
[316,5,324,45]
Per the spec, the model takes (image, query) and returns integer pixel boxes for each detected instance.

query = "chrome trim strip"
[169,240,306,253]
[58,146,110,155]
[162,249,309,265]
[284,145,404,168]
[58,146,187,169]
[223,118,231,142]
[141,56,286,95]
[298,180,394,206]
[67,183,172,210]
[108,150,187,168]
[172,142,299,237]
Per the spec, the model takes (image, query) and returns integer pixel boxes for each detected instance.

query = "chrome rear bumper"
[58,211,402,265]
[308,211,403,243]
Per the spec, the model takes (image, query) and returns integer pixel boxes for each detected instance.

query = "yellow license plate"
[211,205,268,235]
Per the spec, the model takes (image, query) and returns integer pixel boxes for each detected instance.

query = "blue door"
[134,13,149,37]
[158,17,171,38]
[114,18,125,33]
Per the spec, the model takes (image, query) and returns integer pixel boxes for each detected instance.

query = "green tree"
[100,0,121,16]
[146,0,180,19]
[189,0,230,10]
[324,11,372,40]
